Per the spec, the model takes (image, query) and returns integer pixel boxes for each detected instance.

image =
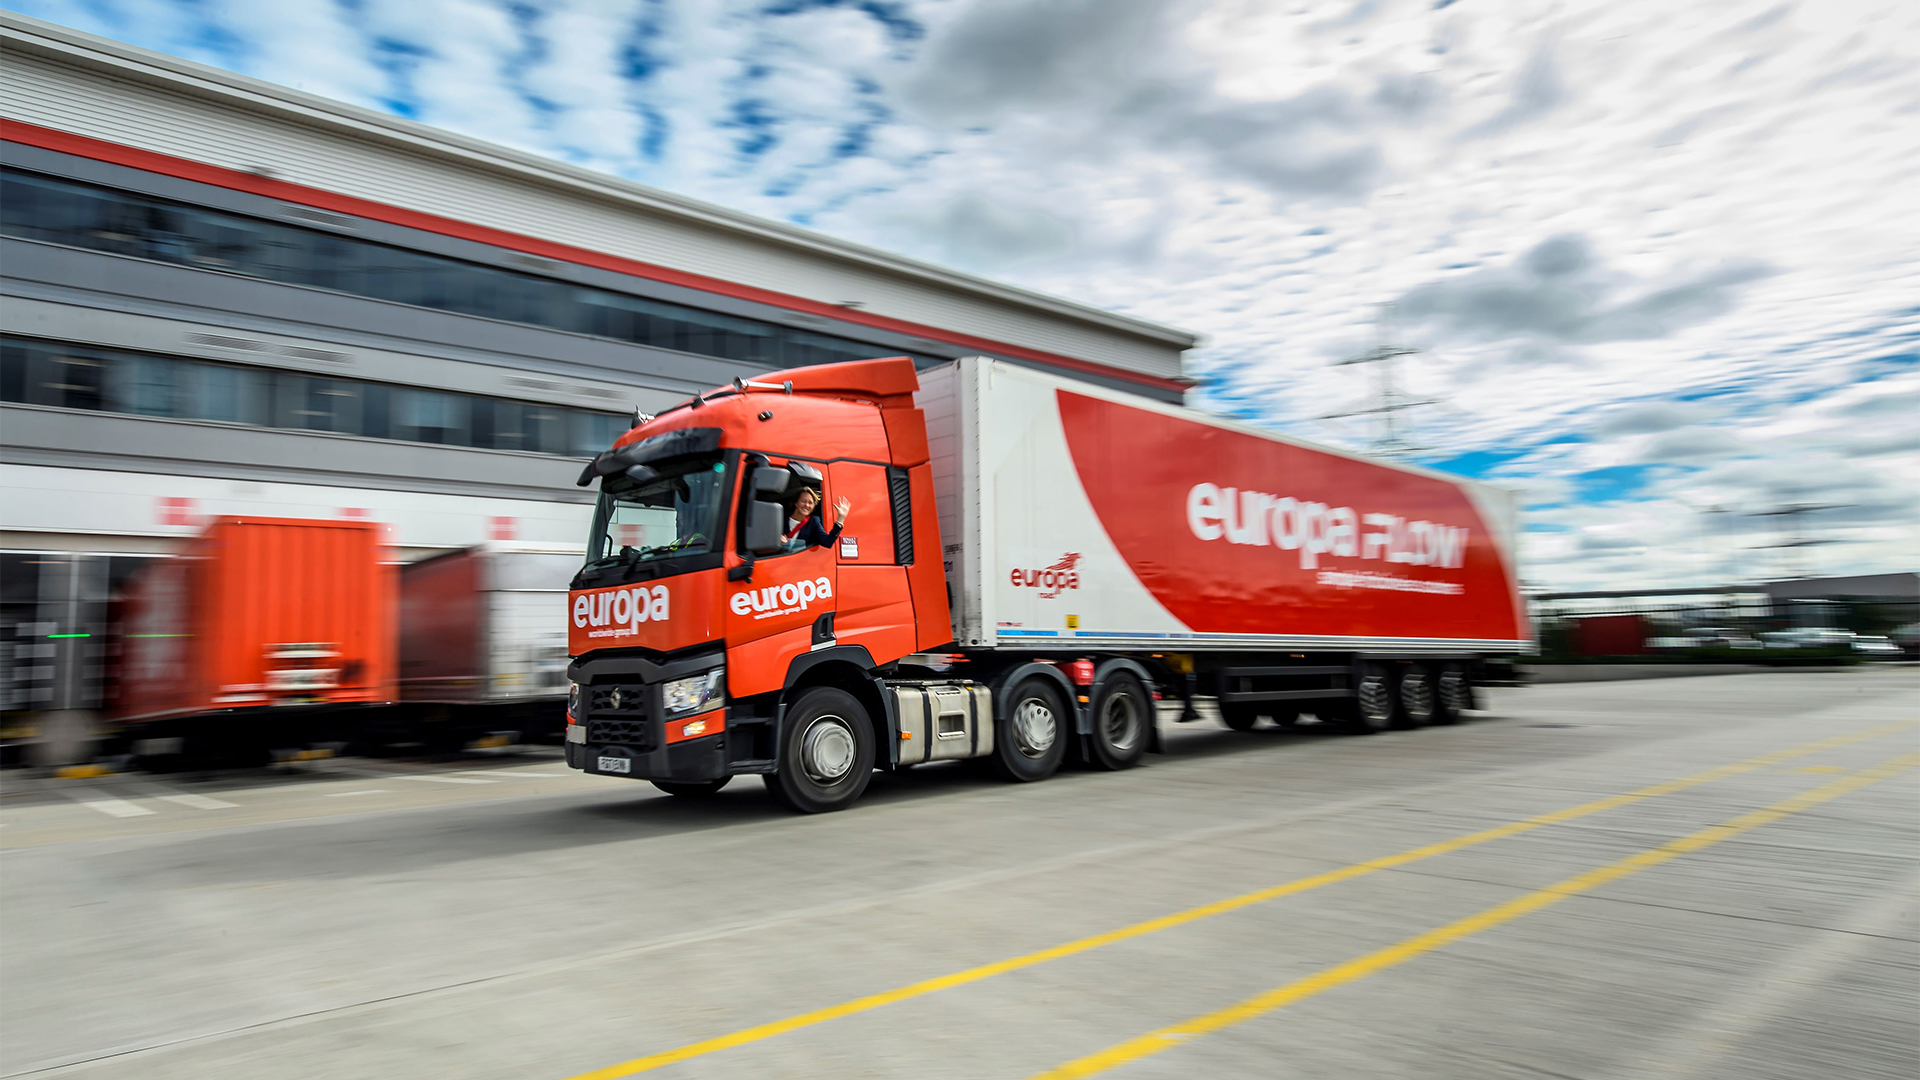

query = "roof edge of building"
[0,11,1201,351]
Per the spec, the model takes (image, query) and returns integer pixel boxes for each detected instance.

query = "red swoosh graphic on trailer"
[1056,390,1520,640]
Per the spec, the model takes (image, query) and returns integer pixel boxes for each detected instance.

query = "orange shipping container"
[114,517,397,723]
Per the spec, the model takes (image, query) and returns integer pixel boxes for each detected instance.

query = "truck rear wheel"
[993,677,1068,782]
[1089,672,1150,770]
[1219,703,1260,731]
[1344,664,1397,734]
[1435,664,1472,721]
[652,778,732,798]
[764,687,874,813]
[1397,667,1437,728]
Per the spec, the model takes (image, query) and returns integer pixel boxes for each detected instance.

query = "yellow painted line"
[1029,748,1920,1080]
[1794,764,1844,774]
[557,718,1916,1080]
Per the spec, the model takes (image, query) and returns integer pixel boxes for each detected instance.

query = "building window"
[1,168,929,369]
[0,336,629,456]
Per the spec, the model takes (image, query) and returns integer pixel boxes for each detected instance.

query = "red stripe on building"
[2,118,1187,393]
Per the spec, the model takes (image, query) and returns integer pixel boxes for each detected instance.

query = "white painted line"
[395,774,495,785]
[62,788,155,818]
[324,789,392,798]
[156,793,239,810]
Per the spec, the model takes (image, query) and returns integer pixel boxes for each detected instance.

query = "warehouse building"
[0,12,1195,733]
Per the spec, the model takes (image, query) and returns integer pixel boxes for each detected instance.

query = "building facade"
[0,13,1194,730]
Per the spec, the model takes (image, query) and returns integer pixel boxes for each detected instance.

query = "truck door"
[723,457,839,699]
[826,461,915,664]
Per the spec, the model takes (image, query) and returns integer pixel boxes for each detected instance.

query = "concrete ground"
[1,668,1915,1080]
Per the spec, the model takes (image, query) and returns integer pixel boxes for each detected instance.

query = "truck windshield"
[583,455,729,575]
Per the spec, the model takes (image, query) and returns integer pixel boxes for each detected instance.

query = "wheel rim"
[1102,692,1141,752]
[1358,675,1393,724]
[800,715,856,783]
[1402,673,1434,720]
[1013,697,1058,758]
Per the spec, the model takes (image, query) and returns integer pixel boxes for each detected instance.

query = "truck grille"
[587,719,652,750]
[591,684,647,714]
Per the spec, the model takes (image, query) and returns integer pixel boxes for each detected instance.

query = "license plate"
[597,755,631,774]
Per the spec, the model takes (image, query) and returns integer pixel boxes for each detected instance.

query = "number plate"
[596,755,631,774]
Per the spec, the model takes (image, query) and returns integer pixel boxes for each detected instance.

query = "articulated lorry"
[563,356,1528,811]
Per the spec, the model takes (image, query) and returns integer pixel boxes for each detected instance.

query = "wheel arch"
[782,646,892,768]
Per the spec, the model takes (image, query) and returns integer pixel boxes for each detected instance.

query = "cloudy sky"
[9,0,1918,591]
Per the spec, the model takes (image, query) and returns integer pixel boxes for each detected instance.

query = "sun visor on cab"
[574,427,724,487]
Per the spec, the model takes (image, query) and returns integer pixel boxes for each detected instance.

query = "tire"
[1269,709,1301,727]
[1434,664,1473,722]
[1089,672,1151,770]
[992,677,1069,782]
[1219,702,1261,731]
[1397,667,1437,729]
[764,687,874,813]
[1343,664,1397,734]
[651,778,732,798]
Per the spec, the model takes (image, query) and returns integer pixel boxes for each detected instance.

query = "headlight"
[662,668,724,716]
[567,681,584,721]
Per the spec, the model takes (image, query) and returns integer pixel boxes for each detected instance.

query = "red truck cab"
[564,357,952,810]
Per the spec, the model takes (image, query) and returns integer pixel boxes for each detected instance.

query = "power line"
[1317,302,1437,459]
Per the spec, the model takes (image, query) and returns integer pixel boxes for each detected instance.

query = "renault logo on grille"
[609,687,627,710]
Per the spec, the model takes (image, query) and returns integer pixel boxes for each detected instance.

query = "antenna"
[1318,302,1437,458]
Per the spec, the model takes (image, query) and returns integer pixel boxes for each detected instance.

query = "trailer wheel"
[764,687,874,813]
[1344,664,1398,734]
[1219,703,1261,731]
[1397,667,1437,728]
[652,778,732,798]
[1089,673,1151,770]
[1435,664,1472,722]
[992,677,1068,782]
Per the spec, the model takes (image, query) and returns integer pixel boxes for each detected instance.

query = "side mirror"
[745,499,787,555]
[787,461,823,485]
[751,466,790,498]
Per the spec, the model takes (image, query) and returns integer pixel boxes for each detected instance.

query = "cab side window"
[739,456,829,558]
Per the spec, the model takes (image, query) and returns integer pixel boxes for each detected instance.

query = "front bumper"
[565,648,729,782]
[567,723,727,781]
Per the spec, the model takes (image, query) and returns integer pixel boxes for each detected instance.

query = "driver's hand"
[834,496,851,520]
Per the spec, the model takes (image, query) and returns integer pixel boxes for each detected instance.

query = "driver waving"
[785,486,850,552]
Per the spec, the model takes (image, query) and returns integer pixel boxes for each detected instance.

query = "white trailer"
[398,542,579,741]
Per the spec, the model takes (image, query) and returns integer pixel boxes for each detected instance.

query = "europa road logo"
[1010,552,1082,599]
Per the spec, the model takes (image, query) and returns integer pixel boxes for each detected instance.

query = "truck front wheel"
[765,687,874,813]
[993,677,1068,782]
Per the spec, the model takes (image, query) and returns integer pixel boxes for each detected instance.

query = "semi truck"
[563,356,1528,811]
